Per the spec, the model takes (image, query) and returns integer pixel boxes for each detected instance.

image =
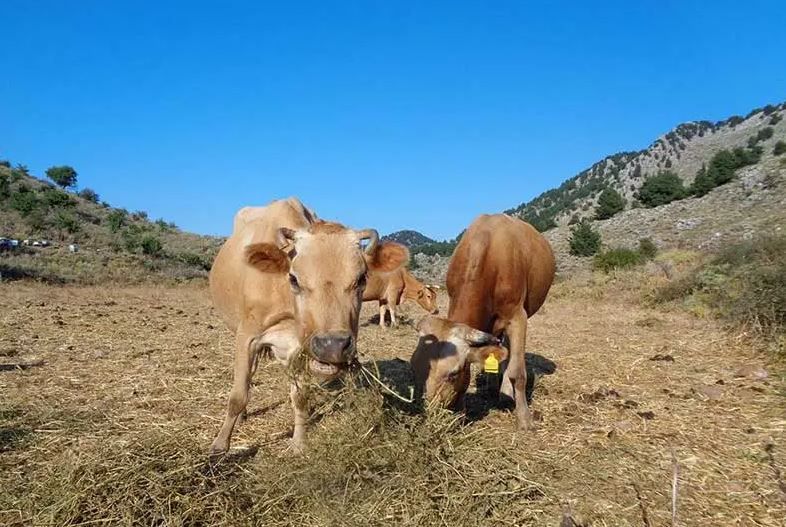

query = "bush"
[134,210,149,221]
[655,235,786,344]
[638,238,658,259]
[79,188,99,203]
[770,113,783,125]
[594,188,625,220]
[54,211,81,234]
[106,209,127,233]
[177,252,211,270]
[637,171,687,207]
[46,166,78,189]
[140,236,163,256]
[9,188,40,215]
[0,172,9,199]
[568,220,601,257]
[42,188,75,209]
[593,248,642,272]
[756,127,774,142]
[774,141,786,156]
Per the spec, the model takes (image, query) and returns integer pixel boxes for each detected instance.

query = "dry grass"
[1,276,785,526]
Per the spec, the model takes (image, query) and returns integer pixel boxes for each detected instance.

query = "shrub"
[45,166,78,189]
[594,188,625,220]
[637,171,687,207]
[0,172,9,198]
[134,210,149,221]
[774,141,786,156]
[54,210,81,234]
[79,188,99,203]
[140,236,163,256]
[655,235,786,344]
[568,220,601,257]
[638,238,658,259]
[593,248,642,272]
[691,165,714,197]
[106,209,127,233]
[9,188,40,215]
[177,252,211,270]
[770,113,783,125]
[42,188,75,209]
[0,160,10,168]
[756,127,774,142]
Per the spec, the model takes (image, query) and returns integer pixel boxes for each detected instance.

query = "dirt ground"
[1,278,785,526]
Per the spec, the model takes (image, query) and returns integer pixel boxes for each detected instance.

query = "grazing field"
[1,275,785,526]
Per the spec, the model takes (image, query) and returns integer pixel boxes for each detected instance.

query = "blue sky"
[2,1,785,239]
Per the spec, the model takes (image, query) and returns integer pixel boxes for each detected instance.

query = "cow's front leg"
[506,308,533,431]
[389,302,398,327]
[210,331,256,454]
[290,380,309,452]
[378,302,388,328]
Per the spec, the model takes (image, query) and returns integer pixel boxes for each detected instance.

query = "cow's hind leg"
[378,302,388,328]
[503,308,533,431]
[210,332,256,454]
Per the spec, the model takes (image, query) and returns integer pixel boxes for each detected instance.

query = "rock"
[676,218,701,230]
[734,365,768,380]
[695,385,724,400]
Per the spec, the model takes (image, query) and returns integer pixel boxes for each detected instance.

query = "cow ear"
[366,241,409,272]
[245,243,290,273]
[467,345,508,365]
[453,325,500,347]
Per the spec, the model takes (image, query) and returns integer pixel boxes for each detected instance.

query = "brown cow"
[410,213,555,430]
[209,198,408,453]
[363,268,439,327]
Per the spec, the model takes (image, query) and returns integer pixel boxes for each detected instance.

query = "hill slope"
[0,163,222,283]
[506,100,786,230]
[381,230,435,247]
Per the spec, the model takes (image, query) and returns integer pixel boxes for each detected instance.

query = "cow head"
[414,285,439,315]
[245,222,409,377]
[410,315,507,408]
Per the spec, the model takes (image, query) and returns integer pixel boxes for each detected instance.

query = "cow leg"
[378,302,387,328]
[239,349,261,423]
[504,308,533,431]
[290,381,309,452]
[388,300,398,327]
[210,332,256,454]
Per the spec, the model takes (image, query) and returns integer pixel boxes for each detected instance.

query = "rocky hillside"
[506,100,786,229]
[0,162,223,283]
[381,230,435,247]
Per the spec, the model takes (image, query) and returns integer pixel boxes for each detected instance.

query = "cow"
[209,198,409,453]
[363,268,439,327]
[410,213,555,430]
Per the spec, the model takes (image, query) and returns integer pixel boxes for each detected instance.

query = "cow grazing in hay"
[209,198,408,453]
[410,213,555,430]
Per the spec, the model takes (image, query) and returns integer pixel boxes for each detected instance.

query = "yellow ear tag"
[484,354,499,374]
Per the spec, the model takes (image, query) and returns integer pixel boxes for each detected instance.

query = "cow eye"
[288,273,300,291]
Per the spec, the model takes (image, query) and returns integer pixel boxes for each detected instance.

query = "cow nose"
[310,332,354,364]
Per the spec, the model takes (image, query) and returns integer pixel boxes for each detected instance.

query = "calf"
[410,214,555,430]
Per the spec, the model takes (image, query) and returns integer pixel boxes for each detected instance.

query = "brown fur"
[410,213,555,430]
[363,268,438,328]
[208,198,408,454]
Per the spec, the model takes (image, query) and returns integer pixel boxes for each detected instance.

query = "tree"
[46,165,78,189]
[569,220,601,257]
[637,171,687,207]
[54,210,80,235]
[691,164,715,197]
[595,188,625,220]
[79,188,99,203]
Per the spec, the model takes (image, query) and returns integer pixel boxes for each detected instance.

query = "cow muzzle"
[308,331,355,376]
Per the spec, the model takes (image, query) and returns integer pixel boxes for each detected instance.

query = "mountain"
[0,162,223,283]
[382,230,436,247]
[505,100,786,230]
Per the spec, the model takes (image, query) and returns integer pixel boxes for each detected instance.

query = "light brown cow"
[363,268,439,327]
[209,198,408,453]
[410,213,555,430]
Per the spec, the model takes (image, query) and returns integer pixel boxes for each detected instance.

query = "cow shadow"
[355,353,557,422]
[362,313,416,328]
[463,352,557,423]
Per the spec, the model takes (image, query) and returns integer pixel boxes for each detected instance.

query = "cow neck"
[401,270,423,299]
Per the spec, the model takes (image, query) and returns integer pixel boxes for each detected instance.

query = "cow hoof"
[287,438,306,455]
[209,439,229,456]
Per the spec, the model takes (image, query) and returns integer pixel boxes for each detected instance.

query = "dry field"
[1,275,785,526]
